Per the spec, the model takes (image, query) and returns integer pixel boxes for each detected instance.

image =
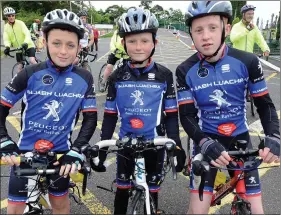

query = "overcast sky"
[90,1,280,26]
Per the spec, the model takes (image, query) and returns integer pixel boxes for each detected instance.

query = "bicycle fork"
[134,157,152,214]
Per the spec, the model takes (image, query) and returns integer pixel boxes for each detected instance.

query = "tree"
[170,9,184,22]
[139,0,152,10]
[277,13,280,40]
[105,5,126,24]
[232,17,240,26]
[256,17,260,28]
[231,1,246,20]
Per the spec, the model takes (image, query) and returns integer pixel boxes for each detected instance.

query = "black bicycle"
[77,48,97,73]
[4,47,41,78]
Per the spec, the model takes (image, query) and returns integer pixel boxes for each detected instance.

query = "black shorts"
[107,53,119,65]
[16,47,36,63]
[189,132,261,197]
[8,162,70,204]
[116,147,165,192]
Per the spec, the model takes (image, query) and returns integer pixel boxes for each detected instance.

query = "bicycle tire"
[250,96,255,117]
[12,62,22,78]
[98,63,108,92]
[127,190,157,215]
[231,199,251,215]
[82,62,92,73]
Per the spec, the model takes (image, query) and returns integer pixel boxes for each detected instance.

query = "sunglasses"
[7,14,15,18]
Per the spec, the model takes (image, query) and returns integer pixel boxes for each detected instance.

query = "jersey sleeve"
[164,71,178,113]
[1,69,28,108]
[104,75,118,114]
[81,74,97,112]
[248,56,268,97]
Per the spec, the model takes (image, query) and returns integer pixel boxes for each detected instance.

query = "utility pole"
[69,1,72,11]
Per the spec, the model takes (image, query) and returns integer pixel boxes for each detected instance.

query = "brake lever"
[168,153,177,180]
[82,166,91,196]
[7,53,15,58]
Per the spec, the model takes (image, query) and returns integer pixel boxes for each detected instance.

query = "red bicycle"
[192,140,279,215]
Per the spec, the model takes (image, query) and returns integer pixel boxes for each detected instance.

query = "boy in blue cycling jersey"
[176,1,280,214]
[0,9,97,214]
[91,7,186,214]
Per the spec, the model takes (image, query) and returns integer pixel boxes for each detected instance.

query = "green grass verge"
[0,50,4,57]
[99,31,114,38]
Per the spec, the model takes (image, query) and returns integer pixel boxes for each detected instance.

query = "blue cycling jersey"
[0,60,97,151]
[176,46,268,137]
[104,61,178,140]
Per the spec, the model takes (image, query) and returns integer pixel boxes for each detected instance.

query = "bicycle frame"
[210,160,246,206]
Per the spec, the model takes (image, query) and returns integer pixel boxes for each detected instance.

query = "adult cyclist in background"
[3,7,37,71]
[177,1,279,214]
[73,9,95,67]
[0,9,97,214]
[92,7,186,214]
[99,22,130,92]
[230,4,270,55]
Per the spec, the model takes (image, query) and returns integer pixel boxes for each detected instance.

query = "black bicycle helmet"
[42,9,84,40]
[241,4,256,14]
[118,7,159,38]
[185,1,233,26]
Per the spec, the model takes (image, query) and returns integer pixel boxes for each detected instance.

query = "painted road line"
[0,199,8,209]
[6,116,21,133]
[208,162,280,214]
[96,51,110,62]
[74,182,111,214]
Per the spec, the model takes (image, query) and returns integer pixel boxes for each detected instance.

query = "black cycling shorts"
[116,147,165,192]
[8,162,70,204]
[189,132,261,197]
[107,53,119,65]
[15,48,36,63]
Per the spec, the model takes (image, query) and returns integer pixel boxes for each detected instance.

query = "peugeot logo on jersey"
[42,74,54,85]
[197,67,209,78]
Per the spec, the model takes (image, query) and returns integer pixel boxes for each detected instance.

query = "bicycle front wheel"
[127,190,157,215]
[98,63,107,92]
[127,190,145,215]
[12,62,22,78]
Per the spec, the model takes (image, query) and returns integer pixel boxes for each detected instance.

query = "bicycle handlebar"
[5,47,25,58]
[84,137,178,180]
[192,146,262,201]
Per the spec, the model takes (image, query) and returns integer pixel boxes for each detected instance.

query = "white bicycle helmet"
[118,7,159,38]
[3,7,16,16]
[42,9,84,40]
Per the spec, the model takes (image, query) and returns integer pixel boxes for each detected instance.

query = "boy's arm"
[73,74,97,149]
[176,66,208,145]
[248,56,279,136]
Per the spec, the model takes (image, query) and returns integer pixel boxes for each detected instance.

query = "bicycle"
[77,48,97,73]
[0,142,93,215]
[98,51,128,92]
[191,139,279,215]
[89,136,178,214]
[4,47,41,78]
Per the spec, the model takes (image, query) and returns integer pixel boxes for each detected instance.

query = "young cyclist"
[0,9,97,214]
[91,7,186,214]
[176,1,280,214]
[99,26,130,92]
[73,9,95,68]
[3,7,37,71]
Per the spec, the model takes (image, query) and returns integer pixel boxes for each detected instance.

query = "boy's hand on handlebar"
[259,134,280,164]
[54,147,84,177]
[0,136,20,166]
